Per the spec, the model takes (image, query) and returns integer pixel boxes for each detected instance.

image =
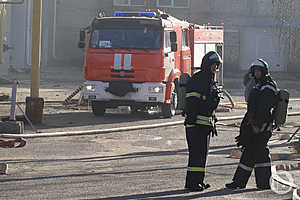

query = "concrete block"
[0,121,24,134]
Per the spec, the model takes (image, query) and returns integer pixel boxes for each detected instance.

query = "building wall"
[52,0,112,66]
[0,0,112,75]
[3,0,300,73]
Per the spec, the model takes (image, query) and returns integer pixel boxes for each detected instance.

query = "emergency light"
[114,12,156,17]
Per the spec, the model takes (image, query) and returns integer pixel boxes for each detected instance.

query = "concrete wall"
[52,0,112,66]
[0,0,112,75]
[2,0,300,74]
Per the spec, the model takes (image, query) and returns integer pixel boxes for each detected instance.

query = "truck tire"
[161,86,177,118]
[91,101,105,116]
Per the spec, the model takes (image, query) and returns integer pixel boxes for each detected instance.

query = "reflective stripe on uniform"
[260,85,277,93]
[255,162,271,168]
[186,92,201,98]
[187,166,205,172]
[185,124,196,128]
[196,115,214,126]
[238,163,253,172]
[195,120,213,126]
[186,92,206,101]
[185,115,214,127]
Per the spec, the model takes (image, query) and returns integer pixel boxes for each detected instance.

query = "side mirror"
[170,31,177,43]
[171,43,177,52]
[78,41,86,49]
[80,29,86,42]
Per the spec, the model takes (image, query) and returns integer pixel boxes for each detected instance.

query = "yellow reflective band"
[195,115,214,126]
[202,95,206,100]
[185,124,196,128]
[196,115,211,120]
[186,92,201,98]
[187,167,205,172]
[195,120,213,126]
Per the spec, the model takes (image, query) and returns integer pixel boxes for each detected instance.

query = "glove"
[235,135,242,147]
[211,127,218,137]
[212,89,219,96]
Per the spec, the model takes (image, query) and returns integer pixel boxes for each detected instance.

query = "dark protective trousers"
[185,125,211,187]
[232,131,272,188]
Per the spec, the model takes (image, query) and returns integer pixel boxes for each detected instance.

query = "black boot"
[257,185,271,190]
[185,184,204,192]
[225,182,246,190]
[200,182,211,189]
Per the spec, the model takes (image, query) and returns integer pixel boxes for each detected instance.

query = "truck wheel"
[91,101,105,116]
[161,86,177,118]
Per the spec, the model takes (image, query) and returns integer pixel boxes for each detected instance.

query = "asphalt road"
[0,111,299,199]
[1,71,300,199]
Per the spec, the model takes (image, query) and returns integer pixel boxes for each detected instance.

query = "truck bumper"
[84,81,166,105]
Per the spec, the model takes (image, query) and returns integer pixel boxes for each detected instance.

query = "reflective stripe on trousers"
[187,167,205,172]
[185,115,214,127]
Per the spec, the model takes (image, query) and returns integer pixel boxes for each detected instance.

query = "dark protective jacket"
[184,52,220,125]
[237,75,277,147]
[247,75,277,129]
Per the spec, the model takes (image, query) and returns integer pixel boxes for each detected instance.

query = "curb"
[0,115,246,139]
[1,111,300,139]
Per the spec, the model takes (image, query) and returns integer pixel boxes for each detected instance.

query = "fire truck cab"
[79,10,224,117]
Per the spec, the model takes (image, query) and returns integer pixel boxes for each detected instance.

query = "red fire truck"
[79,10,224,117]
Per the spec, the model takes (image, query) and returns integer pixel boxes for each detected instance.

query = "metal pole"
[9,81,18,121]
[25,0,44,124]
[31,0,42,98]
[0,5,6,64]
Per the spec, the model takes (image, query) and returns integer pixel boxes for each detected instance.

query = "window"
[90,28,162,50]
[174,0,189,8]
[157,0,190,8]
[164,31,171,50]
[113,0,129,6]
[213,0,246,12]
[231,0,247,10]
[113,0,145,6]
[158,0,172,7]
[131,0,145,6]
[181,29,189,48]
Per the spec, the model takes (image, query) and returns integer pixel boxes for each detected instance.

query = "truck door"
[164,31,175,81]
[180,29,192,74]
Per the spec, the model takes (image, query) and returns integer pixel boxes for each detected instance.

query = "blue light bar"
[138,12,156,17]
[114,12,130,17]
[114,12,156,17]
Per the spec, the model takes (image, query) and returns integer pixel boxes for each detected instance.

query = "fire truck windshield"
[90,28,162,50]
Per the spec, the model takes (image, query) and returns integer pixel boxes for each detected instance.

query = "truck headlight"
[86,84,96,92]
[148,86,163,93]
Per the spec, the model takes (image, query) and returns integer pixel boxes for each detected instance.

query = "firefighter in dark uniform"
[184,51,222,191]
[226,59,277,190]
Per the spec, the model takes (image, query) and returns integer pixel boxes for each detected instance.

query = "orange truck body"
[82,11,224,117]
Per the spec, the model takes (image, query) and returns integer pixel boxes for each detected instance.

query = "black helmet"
[200,51,222,72]
[250,58,269,76]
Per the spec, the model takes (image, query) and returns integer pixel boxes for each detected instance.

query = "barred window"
[174,0,189,8]
[157,0,190,8]
[131,0,145,6]
[113,0,129,6]
[157,0,172,7]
